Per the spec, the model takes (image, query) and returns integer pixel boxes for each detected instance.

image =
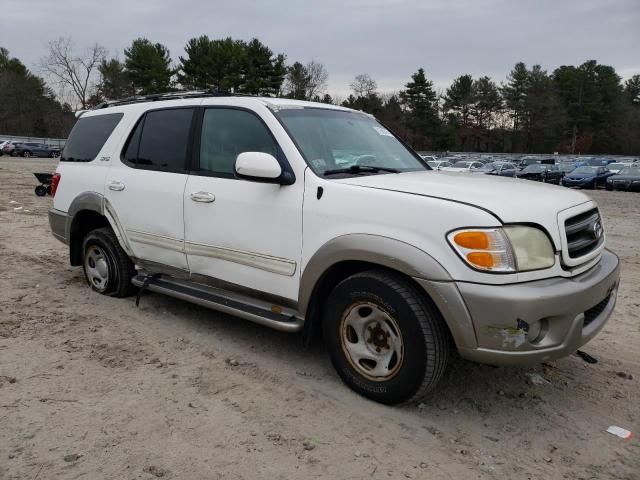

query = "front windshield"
[523,164,546,172]
[275,108,426,175]
[573,166,598,174]
[619,167,640,175]
[478,163,496,171]
[607,163,625,170]
[453,161,473,168]
[427,161,438,168]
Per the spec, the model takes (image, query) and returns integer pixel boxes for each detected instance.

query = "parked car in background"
[562,166,614,189]
[442,160,484,172]
[605,163,633,174]
[419,154,438,162]
[605,166,640,191]
[11,142,61,158]
[0,141,9,154]
[427,160,452,170]
[558,162,578,175]
[472,161,517,177]
[2,141,19,156]
[586,157,615,167]
[518,156,555,169]
[516,164,563,184]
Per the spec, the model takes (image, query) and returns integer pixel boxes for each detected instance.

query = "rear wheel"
[49,151,57,158]
[82,227,136,297]
[323,270,451,405]
[34,185,47,196]
[22,151,31,158]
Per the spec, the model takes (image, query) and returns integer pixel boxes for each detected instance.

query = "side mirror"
[234,152,293,185]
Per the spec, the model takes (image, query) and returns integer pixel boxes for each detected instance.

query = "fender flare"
[298,234,452,313]
[67,192,134,257]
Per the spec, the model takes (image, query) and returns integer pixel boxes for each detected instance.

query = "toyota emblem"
[593,220,603,239]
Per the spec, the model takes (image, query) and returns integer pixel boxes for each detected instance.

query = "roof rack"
[93,87,254,109]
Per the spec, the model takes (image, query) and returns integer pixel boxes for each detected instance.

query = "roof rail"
[93,87,254,109]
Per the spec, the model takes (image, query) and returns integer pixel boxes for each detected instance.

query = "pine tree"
[399,68,439,149]
[443,74,474,127]
[124,38,173,95]
[98,59,132,100]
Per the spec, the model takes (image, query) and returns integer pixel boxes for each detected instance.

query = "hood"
[334,170,592,235]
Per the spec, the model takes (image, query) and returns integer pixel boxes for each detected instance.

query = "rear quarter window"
[61,113,123,162]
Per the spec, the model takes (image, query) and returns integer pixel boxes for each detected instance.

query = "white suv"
[49,92,619,404]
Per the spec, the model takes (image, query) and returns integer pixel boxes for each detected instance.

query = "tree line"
[1,36,639,154]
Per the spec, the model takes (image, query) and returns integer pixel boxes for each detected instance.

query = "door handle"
[189,191,216,203]
[108,181,125,191]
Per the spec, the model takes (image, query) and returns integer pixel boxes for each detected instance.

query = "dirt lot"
[0,157,638,480]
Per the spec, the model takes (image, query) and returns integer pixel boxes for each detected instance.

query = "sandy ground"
[0,156,638,480]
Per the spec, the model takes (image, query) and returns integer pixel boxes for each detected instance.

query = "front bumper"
[562,178,591,187]
[416,249,620,366]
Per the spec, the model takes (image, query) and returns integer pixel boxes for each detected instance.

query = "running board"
[131,275,304,333]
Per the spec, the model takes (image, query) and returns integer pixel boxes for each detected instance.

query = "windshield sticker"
[311,158,327,170]
[373,126,393,137]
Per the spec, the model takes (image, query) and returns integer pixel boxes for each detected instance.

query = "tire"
[34,185,47,196]
[49,151,57,158]
[322,270,451,405]
[22,151,31,158]
[82,227,136,297]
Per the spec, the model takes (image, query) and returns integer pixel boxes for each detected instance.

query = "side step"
[131,275,304,333]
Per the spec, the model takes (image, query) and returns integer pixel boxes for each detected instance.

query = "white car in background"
[426,160,452,170]
[606,162,633,174]
[442,160,484,172]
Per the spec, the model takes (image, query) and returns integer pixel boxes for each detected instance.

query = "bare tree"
[39,37,106,109]
[350,73,377,98]
[305,61,328,99]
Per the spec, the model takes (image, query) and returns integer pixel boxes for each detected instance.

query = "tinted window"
[61,113,123,162]
[134,108,194,171]
[199,108,277,175]
[123,117,143,165]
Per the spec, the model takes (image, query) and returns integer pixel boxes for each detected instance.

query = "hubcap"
[84,246,109,291]
[340,302,404,381]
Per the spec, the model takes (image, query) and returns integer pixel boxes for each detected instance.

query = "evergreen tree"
[124,38,173,95]
[239,38,285,95]
[501,62,529,130]
[399,68,439,149]
[443,74,474,127]
[624,75,640,105]
[98,58,132,100]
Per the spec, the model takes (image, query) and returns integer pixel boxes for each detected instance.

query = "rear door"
[104,107,196,272]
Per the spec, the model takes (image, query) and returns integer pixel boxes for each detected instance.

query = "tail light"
[51,173,61,197]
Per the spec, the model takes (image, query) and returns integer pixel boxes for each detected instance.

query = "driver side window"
[198,108,278,177]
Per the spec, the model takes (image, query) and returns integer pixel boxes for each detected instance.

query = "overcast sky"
[3,0,639,97]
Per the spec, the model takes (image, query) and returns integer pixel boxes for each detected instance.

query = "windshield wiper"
[323,165,400,176]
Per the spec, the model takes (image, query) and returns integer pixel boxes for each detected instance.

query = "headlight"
[503,226,555,271]
[448,226,555,273]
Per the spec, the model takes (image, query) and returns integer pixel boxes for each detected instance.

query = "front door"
[183,107,303,302]
[105,107,196,272]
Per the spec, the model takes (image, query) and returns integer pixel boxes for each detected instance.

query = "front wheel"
[34,185,47,196]
[82,227,136,297]
[323,270,451,405]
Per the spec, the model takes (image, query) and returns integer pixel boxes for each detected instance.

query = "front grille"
[583,294,611,327]
[564,208,604,259]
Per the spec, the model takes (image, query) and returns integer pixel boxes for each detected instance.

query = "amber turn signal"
[454,231,489,250]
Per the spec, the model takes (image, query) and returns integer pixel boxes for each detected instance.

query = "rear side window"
[124,108,194,172]
[61,113,123,162]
